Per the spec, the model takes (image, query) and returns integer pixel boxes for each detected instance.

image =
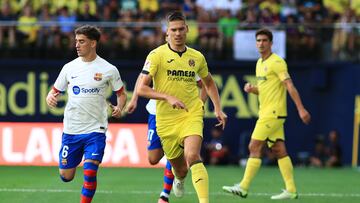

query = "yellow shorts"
[156,113,203,160]
[251,118,285,147]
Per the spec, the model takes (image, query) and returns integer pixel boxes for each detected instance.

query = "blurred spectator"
[78,1,99,22]
[258,7,280,25]
[101,1,119,21]
[49,0,78,15]
[309,130,342,167]
[197,10,220,57]
[331,7,356,60]
[326,130,342,167]
[138,0,159,14]
[183,0,196,19]
[0,2,15,47]
[298,11,319,59]
[16,5,39,45]
[160,0,183,15]
[114,10,134,52]
[56,6,76,48]
[36,4,56,49]
[119,0,138,14]
[259,0,280,16]
[285,15,301,60]
[297,0,323,21]
[78,0,97,16]
[218,9,239,58]
[309,134,327,167]
[204,126,229,165]
[279,0,298,22]
[215,0,242,16]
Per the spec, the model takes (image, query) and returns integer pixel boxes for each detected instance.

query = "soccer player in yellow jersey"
[223,28,311,200]
[137,11,227,203]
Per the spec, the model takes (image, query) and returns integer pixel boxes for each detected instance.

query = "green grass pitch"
[0,166,359,203]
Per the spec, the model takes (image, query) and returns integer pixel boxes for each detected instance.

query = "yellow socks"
[278,156,296,193]
[190,162,209,203]
[240,158,261,190]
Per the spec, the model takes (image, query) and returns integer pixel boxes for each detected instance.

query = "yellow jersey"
[256,53,290,118]
[142,44,208,119]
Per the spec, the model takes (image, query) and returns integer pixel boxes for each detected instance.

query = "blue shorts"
[147,114,162,150]
[59,132,106,169]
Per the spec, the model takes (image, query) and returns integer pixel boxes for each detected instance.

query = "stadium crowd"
[0,0,359,61]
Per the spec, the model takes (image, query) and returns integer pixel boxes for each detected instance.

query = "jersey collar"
[167,43,187,57]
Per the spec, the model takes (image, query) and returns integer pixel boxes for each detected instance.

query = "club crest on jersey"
[188,59,195,67]
[264,66,268,72]
[61,158,67,166]
[94,73,103,81]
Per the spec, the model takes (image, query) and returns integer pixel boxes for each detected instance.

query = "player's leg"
[81,132,106,203]
[147,114,174,203]
[223,119,269,197]
[168,155,188,198]
[58,133,84,182]
[239,139,265,190]
[271,140,298,199]
[184,135,209,203]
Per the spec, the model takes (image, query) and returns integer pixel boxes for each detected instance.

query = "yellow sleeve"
[273,59,290,81]
[142,50,160,77]
[198,54,209,78]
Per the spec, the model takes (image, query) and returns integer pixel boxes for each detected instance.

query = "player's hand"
[166,95,188,112]
[299,108,311,125]
[215,110,227,130]
[46,92,59,108]
[109,103,122,118]
[125,98,137,114]
[244,83,255,93]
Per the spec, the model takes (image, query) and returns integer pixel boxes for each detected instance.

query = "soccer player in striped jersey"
[46,25,127,203]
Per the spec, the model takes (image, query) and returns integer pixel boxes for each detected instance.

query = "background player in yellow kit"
[223,28,311,200]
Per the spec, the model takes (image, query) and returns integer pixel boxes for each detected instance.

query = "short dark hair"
[167,11,186,23]
[255,28,273,42]
[75,25,101,42]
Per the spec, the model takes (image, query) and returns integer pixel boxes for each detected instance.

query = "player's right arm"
[46,88,60,108]
[126,74,142,114]
[137,73,187,111]
[46,65,67,108]
[244,83,259,95]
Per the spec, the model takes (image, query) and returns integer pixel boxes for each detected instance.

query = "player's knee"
[184,151,200,164]
[148,157,160,165]
[248,142,262,156]
[60,175,73,182]
[272,145,287,159]
[59,171,75,182]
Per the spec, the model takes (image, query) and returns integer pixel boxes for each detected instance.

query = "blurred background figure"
[309,130,342,167]
[203,126,229,165]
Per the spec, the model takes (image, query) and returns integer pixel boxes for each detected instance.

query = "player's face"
[75,34,96,57]
[167,20,188,47]
[256,34,272,54]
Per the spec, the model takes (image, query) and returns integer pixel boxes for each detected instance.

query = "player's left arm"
[202,73,227,129]
[197,80,208,103]
[283,79,311,124]
[111,87,127,118]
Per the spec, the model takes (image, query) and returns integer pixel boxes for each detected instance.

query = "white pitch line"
[1,188,360,198]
